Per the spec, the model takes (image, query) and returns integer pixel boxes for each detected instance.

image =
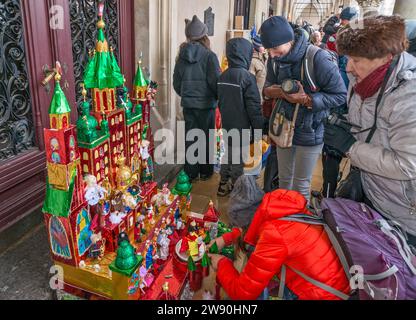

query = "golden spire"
[81,83,87,102]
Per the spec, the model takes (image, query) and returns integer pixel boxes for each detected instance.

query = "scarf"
[354,59,392,100]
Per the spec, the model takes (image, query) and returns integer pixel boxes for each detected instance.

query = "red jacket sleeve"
[216,223,288,300]
[222,228,242,246]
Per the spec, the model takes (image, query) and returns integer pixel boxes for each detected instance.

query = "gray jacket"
[347,52,416,236]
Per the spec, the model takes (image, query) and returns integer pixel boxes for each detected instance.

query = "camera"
[327,113,353,132]
[282,79,300,94]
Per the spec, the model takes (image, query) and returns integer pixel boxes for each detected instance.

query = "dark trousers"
[220,144,244,185]
[264,146,279,193]
[183,108,215,180]
[322,149,343,198]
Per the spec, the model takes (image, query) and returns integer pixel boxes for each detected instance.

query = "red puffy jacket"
[216,190,350,300]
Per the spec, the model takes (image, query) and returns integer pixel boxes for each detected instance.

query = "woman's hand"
[208,237,226,252]
[264,85,286,99]
[208,254,225,272]
[284,81,308,105]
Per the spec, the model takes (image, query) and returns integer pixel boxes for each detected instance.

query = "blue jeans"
[277,144,324,202]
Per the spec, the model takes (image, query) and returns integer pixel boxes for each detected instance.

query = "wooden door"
[0,0,134,232]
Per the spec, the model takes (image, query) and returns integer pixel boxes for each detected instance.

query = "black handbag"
[335,56,400,202]
[336,166,364,202]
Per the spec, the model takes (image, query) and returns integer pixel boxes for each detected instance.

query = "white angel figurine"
[84,175,106,206]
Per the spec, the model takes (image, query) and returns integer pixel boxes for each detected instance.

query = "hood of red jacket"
[244,189,310,246]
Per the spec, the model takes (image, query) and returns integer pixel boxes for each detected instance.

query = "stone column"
[355,0,384,15]
[288,0,294,21]
[282,0,289,19]
[275,0,284,17]
[394,0,416,19]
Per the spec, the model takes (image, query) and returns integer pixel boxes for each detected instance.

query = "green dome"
[76,102,99,143]
[133,62,150,88]
[172,170,192,196]
[49,81,71,115]
[115,241,139,270]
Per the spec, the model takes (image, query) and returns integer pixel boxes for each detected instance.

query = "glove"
[324,123,357,155]
[283,81,313,109]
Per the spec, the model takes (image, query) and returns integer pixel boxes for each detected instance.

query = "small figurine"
[151,187,171,207]
[145,241,154,270]
[154,204,160,217]
[166,216,172,227]
[138,266,148,292]
[129,185,142,202]
[135,214,146,242]
[197,236,206,258]
[147,81,158,107]
[84,175,106,206]
[174,215,184,231]
[88,232,106,261]
[174,207,181,223]
[210,222,219,240]
[111,191,125,213]
[186,194,192,211]
[158,230,171,261]
[140,140,153,183]
[110,210,126,225]
[161,217,167,229]
[188,220,199,233]
[123,192,137,210]
[102,200,111,216]
[146,204,155,225]
[134,222,143,243]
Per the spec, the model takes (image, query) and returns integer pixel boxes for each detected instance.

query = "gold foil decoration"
[96,40,109,53]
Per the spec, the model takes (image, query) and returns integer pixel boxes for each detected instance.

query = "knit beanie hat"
[340,7,358,21]
[185,15,208,41]
[252,35,263,51]
[228,175,265,229]
[260,16,295,49]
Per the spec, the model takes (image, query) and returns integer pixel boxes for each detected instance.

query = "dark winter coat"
[217,38,265,145]
[322,15,340,44]
[407,20,416,57]
[265,29,347,146]
[173,42,221,110]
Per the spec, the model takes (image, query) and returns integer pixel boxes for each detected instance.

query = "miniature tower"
[42,66,90,267]
[120,78,143,174]
[132,58,152,147]
[77,84,111,184]
[44,69,81,192]
[82,1,128,186]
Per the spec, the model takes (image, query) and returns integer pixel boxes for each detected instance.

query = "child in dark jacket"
[173,15,221,182]
[217,38,264,197]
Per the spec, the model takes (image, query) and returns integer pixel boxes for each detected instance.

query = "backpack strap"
[376,219,416,276]
[280,214,351,278]
[278,212,405,300]
[281,265,350,300]
[303,45,320,92]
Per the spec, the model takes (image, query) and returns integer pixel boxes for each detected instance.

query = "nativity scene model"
[41,0,234,301]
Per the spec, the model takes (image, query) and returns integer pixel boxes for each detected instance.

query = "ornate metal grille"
[0,0,35,162]
[69,0,119,113]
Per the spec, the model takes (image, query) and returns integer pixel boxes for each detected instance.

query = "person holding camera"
[324,15,416,245]
[261,16,347,202]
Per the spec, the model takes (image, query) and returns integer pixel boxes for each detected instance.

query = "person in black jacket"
[217,38,265,197]
[173,15,221,182]
[322,7,358,46]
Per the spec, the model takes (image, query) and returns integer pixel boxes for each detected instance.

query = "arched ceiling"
[293,0,340,25]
